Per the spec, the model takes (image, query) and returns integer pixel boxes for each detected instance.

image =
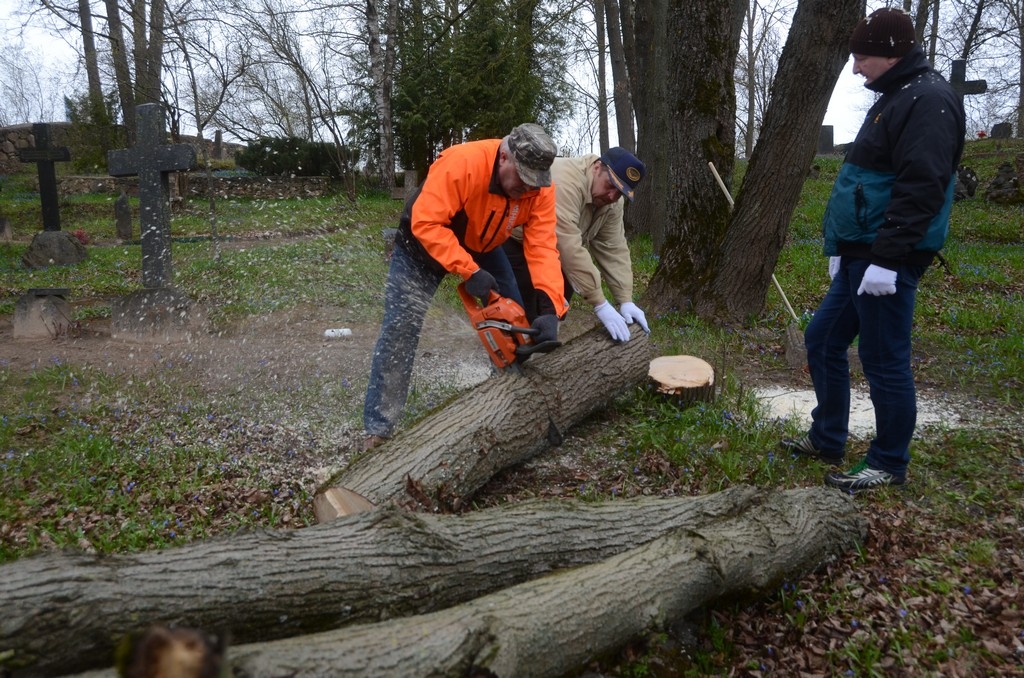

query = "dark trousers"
[804,256,927,477]
[502,238,572,323]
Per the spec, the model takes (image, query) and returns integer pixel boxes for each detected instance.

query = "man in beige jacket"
[504,146,649,341]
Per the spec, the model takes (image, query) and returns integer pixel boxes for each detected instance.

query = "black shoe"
[780,435,844,465]
[825,459,905,493]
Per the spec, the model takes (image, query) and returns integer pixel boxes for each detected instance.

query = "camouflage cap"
[507,123,557,187]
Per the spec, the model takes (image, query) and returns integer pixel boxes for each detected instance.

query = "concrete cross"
[950,60,987,108]
[107,104,196,288]
[19,123,71,232]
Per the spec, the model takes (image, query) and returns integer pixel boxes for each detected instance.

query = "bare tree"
[595,0,610,150]
[0,44,70,125]
[605,0,635,149]
[736,0,793,158]
[364,0,399,190]
[77,0,105,118]
[162,1,251,145]
[643,0,862,323]
[626,0,669,242]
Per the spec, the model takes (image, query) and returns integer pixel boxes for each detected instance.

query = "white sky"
[825,57,875,145]
[1,3,872,147]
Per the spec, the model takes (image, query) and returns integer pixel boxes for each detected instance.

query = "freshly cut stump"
[649,355,715,405]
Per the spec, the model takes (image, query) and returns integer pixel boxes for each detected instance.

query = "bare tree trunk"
[606,0,635,150]
[595,0,610,150]
[104,0,137,142]
[366,0,398,191]
[642,0,860,323]
[960,0,988,59]
[323,325,651,511]
[3,487,865,676]
[78,0,105,115]
[625,0,668,241]
[640,0,746,301]
[929,0,940,62]
[693,0,862,323]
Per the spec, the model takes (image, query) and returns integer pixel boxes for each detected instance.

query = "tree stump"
[648,355,716,405]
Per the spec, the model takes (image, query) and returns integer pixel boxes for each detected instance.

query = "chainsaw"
[457,283,562,370]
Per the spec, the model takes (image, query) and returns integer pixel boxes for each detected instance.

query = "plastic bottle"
[324,328,353,338]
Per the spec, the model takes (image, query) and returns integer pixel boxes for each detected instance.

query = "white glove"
[828,256,841,280]
[595,301,630,342]
[857,264,897,296]
[619,301,650,334]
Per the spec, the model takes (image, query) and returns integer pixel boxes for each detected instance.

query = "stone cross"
[19,123,71,232]
[108,104,196,288]
[949,60,987,108]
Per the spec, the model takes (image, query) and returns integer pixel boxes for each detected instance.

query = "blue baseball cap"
[600,147,646,201]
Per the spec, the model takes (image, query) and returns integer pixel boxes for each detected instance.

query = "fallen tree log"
[318,324,652,515]
[67,486,866,677]
[6,485,790,675]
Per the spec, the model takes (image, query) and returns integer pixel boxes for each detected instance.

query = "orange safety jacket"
[397,138,567,317]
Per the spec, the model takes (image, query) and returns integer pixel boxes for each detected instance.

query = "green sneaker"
[825,459,905,493]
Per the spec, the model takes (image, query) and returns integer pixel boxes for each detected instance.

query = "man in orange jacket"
[363,123,568,448]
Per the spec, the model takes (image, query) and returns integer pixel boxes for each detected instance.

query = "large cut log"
[320,324,651,515]
[67,487,866,677]
[6,485,784,676]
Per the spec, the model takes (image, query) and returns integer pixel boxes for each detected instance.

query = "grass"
[2,139,1023,674]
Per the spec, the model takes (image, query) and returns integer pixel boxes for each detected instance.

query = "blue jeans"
[803,257,927,477]
[363,239,522,437]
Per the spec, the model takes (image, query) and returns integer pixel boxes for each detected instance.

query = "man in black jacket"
[781,7,965,492]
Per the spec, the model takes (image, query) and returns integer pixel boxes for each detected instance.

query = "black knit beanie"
[849,8,916,57]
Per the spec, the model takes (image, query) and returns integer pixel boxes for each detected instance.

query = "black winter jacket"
[822,46,965,268]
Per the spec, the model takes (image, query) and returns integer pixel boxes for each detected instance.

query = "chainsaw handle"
[514,339,561,357]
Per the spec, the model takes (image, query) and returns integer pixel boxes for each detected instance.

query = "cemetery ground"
[1,140,1023,675]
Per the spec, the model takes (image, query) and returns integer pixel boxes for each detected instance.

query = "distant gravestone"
[213,130,223,160]
[115,191,133,241]
[13,288,72,339]
[106,104,202,343]
[19,122,70,232]
[817,126,834,155]
[107,103,197,288]
[991,122,1013,139]
[985,162,1022,204]
[20,231,86,269]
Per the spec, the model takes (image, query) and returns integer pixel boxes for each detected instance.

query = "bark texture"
[640,0,746,301]
[2,486,850,675]
[46,487,864,677]
[696,0,862,323]
[321,324,652,512]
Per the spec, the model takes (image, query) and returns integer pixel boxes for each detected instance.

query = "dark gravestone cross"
[108,104,196,288]
[115,191,133,241]
[818,125,834,155]
[19,123,71,232]
[950,60,987,109]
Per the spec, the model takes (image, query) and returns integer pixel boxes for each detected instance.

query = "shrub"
[235,136,358,178]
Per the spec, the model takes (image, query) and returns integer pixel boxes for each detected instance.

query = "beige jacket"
[544,154,634,307]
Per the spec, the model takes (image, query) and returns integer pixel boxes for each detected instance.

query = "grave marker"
[115,191,133,241]
[107,103,196,287]
[19,123,71,232]
[950,60,986,108]
[817,125,834,155]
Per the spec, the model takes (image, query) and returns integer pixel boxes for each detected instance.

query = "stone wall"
[0,124,44,174]
[0,123,244,174]
[57,173,333,199]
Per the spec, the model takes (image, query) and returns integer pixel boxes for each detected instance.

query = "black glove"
[531,314,559,344]
[465,269,498,303]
